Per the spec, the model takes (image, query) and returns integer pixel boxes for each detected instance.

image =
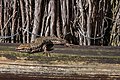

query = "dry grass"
[0,45,120,65]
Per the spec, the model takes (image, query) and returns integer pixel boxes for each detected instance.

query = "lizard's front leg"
[42,44,50,57]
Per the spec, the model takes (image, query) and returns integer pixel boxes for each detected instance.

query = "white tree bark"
[25,0,30,43]
[31,0,42,42]
[87,0,92,45]
[11,0,17,43]
[20,0,26,43]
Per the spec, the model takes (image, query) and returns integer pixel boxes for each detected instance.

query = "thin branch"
[1,11,17,31]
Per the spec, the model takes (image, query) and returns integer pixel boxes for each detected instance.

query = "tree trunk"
[87,0,92,45]
[0,0,4,42]
[20,0,26,43]
[49,0,55,36]
[11,0,17,43]
[0,0,119,46]
[24,0,30,43]
[31,0,42,42]
[110,0,120,46]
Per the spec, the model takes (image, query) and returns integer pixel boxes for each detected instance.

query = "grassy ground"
[0,44,120,65]
[0,50,120,65]
[0,45,120,79]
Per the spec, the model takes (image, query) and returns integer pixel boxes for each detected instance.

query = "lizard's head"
[16,43,30,50]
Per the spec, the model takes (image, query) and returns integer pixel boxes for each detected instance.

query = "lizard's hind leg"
[42,44,50,57]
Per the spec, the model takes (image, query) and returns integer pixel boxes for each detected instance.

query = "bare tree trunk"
[87,0,92,45]
[31,0,42,42]
[4,0,8,43]
[0,0,4,42]
[44,0,56,37]
[77,0,86,45]
[40,5,47,36]
[24,0,30,43]
[110,0,120,46]
[11,0,17,43]
[0,0,117,46]
[20,0,26,43]
[66,0,70,34]
[49,0,55,36]
[56,0,62,38]
[60,0,67,37]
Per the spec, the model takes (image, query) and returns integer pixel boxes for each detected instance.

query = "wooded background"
[0,0,120,46]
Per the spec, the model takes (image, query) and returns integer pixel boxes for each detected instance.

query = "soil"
[0,43,120,80]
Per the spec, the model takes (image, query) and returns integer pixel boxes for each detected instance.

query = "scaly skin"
[16,36,69,56]
[16,42,43,53]
[16,37,54,57]
[34,36,67,45]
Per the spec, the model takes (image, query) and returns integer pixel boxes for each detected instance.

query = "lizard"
[16,36,69,56]
[16,37,54,56]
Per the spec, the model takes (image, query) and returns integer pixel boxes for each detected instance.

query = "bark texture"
[0,0,120,46]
